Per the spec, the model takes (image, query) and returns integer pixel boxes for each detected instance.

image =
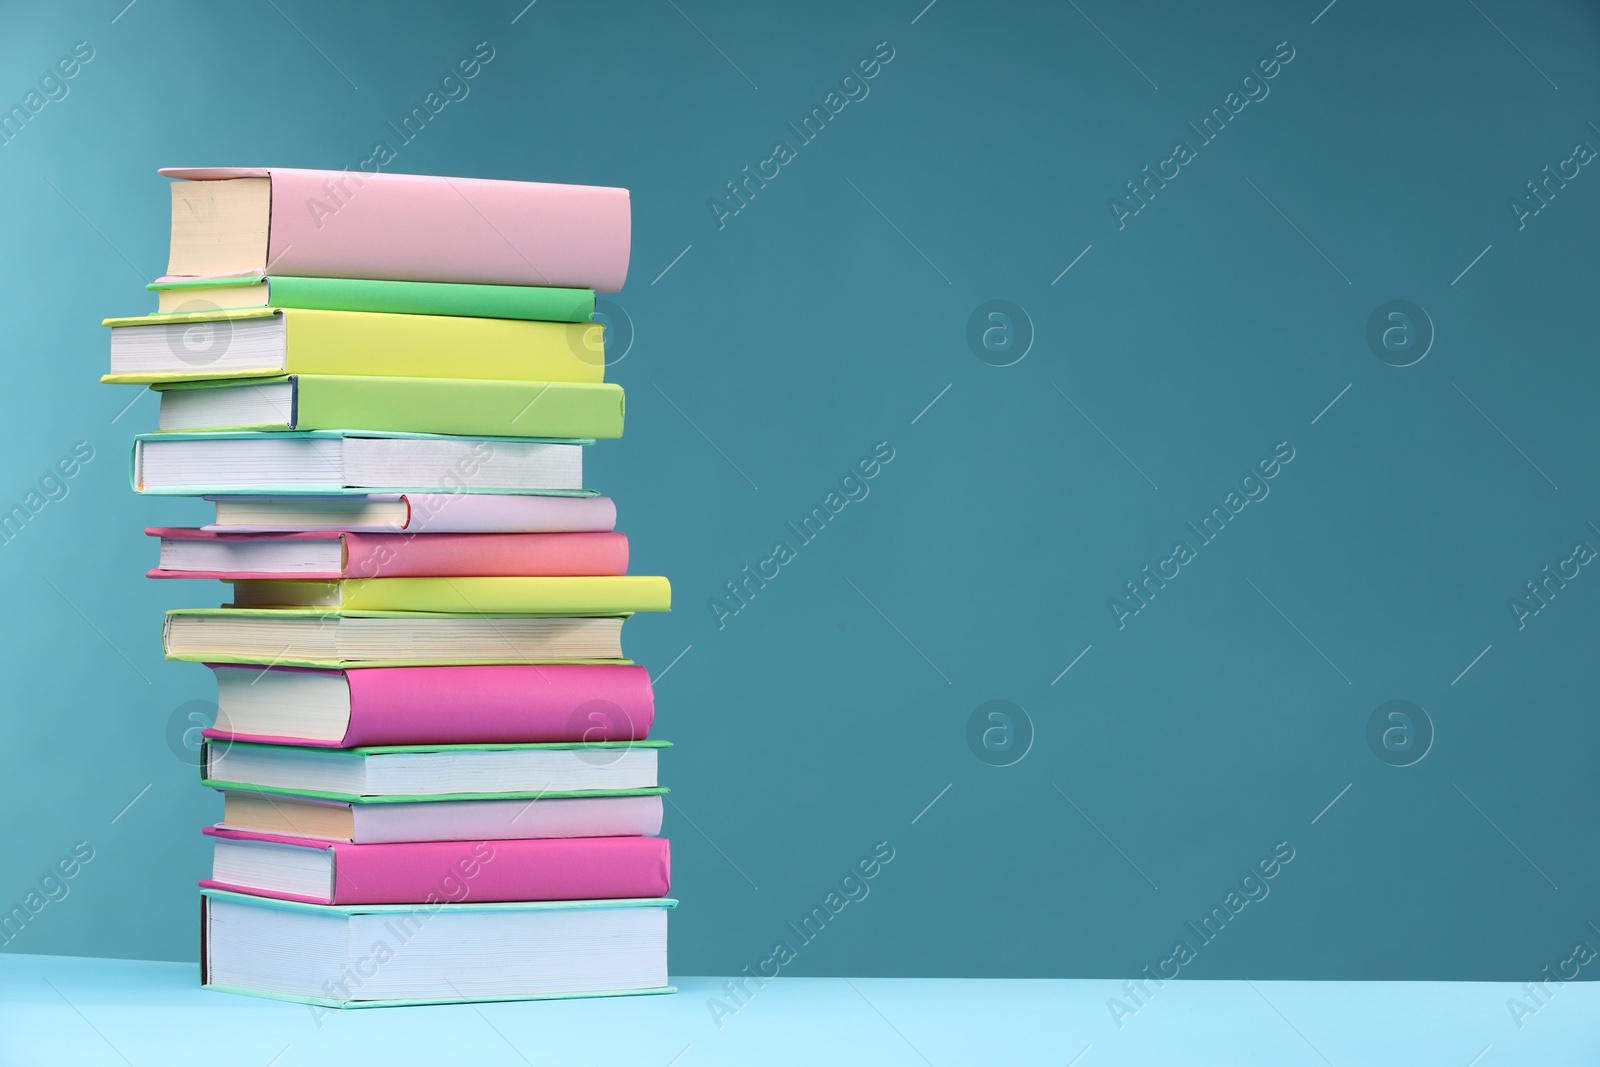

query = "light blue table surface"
[1,953,1592,1066]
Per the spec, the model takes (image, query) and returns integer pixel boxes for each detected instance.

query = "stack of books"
[102,166,675,1008]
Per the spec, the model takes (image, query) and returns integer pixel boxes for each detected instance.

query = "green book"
[154,375,624,439]
[150,274,596,323]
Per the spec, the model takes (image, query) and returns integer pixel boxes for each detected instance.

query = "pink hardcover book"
[163,167,631,291]
[202,827,670,905]
[203,663,655,747]
[203,493,618,533]
[146,528,629,579]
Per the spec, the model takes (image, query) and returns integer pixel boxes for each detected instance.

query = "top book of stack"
[162,167,630,291]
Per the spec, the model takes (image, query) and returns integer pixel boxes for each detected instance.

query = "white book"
[203,891,674,1005]
[132,431,583,494]
[203,740,666,798]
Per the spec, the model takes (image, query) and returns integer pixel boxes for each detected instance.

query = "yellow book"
[102,307,605,384]
[225,575,671,615]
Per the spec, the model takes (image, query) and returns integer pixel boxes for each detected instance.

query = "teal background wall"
[3,0,1599,982]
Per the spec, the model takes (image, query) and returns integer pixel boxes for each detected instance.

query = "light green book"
[103,307,603,385]
[226,574,671,614]
[202,888,676,1007]
[150,274,596,323]
[153,375,624,439]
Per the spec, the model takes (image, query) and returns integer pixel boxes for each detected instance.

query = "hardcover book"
[131,431,587,495]
[164,608,633,666]
[202,889,674,1006]
[201,663,654,746]
[154,376,624,440]
[203,493,618,533]
[163,167,631,291]
[216,789,665,843]
[222,575,671,614]
[201,739,669,799]
[103,307,603,384]
[149,529,629,580]
[202,828,671,905]
[150,274,596,322]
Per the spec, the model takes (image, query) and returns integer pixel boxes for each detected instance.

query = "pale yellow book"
[224,575,672,615]
[102,307,604,384]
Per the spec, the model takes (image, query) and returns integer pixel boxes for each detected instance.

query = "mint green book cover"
[149,275,596,323]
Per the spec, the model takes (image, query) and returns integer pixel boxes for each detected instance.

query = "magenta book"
[203,663,655,747]
[146,528,630,579]
[202,827,671,905]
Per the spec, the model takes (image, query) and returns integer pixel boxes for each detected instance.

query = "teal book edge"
[149,276,597,323]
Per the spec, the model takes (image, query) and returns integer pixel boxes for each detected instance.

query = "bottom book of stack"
[203,890,675,1006]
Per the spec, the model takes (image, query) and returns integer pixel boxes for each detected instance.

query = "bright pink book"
[203,663,655,747]
[145,528,629,579]
[202,827,670,905]
[163,167,631,291]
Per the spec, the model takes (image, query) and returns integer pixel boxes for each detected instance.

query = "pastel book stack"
[103,167,676,1007]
